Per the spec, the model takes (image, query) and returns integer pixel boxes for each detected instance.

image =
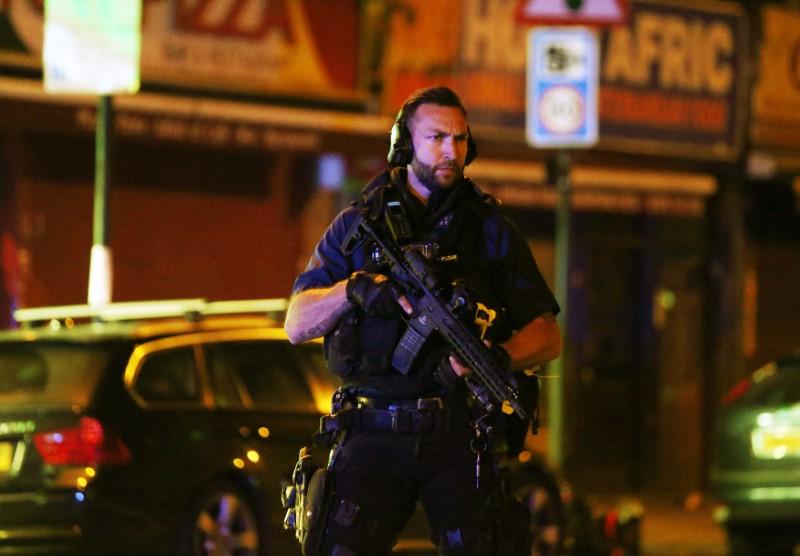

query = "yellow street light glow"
[76,477,88,489]
[233,458,245,469]
[247,450,260,463]
[85,467,96,477]
[258,427,270,438]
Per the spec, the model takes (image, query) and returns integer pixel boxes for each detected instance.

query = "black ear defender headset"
[387,108,478,168]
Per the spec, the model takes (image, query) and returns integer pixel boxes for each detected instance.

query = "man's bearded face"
[407,104,470,193]
[409,156,463,192]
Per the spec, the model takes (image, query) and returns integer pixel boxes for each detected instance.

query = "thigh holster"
[282,447,334,556]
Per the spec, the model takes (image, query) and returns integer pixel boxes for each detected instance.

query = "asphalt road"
[584,492,728,556]
[641,497,727,555]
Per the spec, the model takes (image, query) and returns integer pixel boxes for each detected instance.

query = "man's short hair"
[400,86,468,127]
[386,86,477,167]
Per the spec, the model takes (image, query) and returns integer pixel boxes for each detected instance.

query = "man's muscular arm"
[503,312,562,370]
[284,281,351,344]
[285,274,413,345]
[449,312,562,377]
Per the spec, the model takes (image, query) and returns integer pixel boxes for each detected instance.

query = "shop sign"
[599,0,746,159]
[74,106,323,152]
[382,0,746,161]
[381,0,535,128]
[750,5,800,150]
[482,182,707,217]
[0,0,360,101]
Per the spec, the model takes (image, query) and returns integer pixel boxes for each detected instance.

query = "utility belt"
[319,396,472,435]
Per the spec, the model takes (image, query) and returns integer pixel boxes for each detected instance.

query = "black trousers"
[319,426,496,556]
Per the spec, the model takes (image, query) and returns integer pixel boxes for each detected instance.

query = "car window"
[205,341,314,409]
[0,342,111,407]
[205,346,244,409]
[737,359,800,406]
[134,347,200,403]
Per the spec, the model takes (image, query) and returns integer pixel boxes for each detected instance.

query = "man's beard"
[410,157,463,194]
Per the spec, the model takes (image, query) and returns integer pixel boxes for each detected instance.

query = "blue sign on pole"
[527,27,599,148]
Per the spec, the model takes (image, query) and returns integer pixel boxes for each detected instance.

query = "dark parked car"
[0,298,342,555]
[0,298,566,555]
[711,351,800,556]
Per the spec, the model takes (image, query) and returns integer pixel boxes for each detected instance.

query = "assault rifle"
[344,214,527,420]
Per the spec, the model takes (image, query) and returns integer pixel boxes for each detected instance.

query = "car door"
[201,335,333,536]
[123,340,213,514]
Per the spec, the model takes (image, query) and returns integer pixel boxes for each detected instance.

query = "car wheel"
[178,480,263,556]
[512,465,565,556]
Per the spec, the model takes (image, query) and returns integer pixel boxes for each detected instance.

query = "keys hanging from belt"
[470,421,488,490]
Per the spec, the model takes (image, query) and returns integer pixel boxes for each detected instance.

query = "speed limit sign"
[526,27,598,148]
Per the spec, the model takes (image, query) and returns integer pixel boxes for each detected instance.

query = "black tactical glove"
[433,344,511,391]
[433,356,465,392]
[346,271,402,318]
[491,343,512,371]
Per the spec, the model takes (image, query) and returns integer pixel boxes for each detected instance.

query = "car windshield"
[0,342,112,408]
[736,357,800,407]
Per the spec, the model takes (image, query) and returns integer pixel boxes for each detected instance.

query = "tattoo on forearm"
[304,324,327,339]
[302,298,353,340]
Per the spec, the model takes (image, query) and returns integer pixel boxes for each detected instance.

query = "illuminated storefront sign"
[750,5,800,152]
[599,0,746,159]
[0,0,360,101]
[382,0,746,160]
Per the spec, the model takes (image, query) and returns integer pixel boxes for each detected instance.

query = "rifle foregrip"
[438,314,528,420]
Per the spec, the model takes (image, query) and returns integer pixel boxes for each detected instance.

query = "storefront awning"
[468,159,717,217]
[0,76,393,155]
[0,74,720,218]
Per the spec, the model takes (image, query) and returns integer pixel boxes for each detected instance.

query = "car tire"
[177,480,264,556]
[511,464,565,556]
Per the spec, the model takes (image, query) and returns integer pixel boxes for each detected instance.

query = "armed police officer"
[284,86,562,556]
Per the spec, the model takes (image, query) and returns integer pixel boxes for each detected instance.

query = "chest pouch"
[324,311,360,378]
[324,310,405,378]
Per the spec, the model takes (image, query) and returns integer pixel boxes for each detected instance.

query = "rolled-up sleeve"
[291,207,359,295]
[485,213,560,330]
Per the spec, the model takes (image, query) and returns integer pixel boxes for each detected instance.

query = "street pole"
[87,95,113,306]
[42,2,140,307]
[548,149,571,470]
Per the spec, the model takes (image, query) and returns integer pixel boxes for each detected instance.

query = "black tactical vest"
[324,169,506,398]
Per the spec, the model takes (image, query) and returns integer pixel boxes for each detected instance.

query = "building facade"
[0,0,798,495]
